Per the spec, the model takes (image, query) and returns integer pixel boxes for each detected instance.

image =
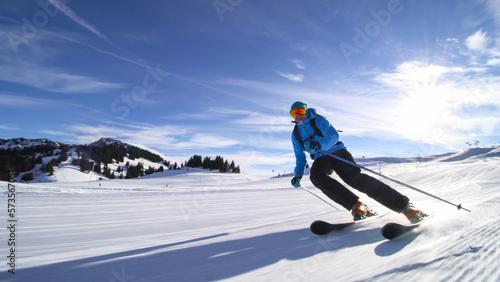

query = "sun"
[392,84,451,142]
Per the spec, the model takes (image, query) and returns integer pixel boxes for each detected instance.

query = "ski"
[310,211,388,235]
[381,214,431,240]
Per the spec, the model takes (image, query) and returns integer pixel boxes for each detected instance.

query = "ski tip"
[310,220,329,235]
[381,222,404,240]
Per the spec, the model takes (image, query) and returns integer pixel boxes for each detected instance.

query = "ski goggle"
[290,107,306,118]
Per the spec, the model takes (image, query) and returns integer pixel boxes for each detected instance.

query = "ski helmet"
[290,101,307,112]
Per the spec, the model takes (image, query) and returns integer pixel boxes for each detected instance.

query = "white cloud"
[465,29,491,52]
[292,59,305,70]
[275,71,304,82]
[376,61,467,89]
[486,57,500,66]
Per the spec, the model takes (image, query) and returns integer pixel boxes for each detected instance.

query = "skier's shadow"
[13,227,385,281]
[374,227,424,256]
[374,235,418,256]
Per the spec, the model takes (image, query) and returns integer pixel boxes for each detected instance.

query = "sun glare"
[381,61,470,145]
[392,84,452,142]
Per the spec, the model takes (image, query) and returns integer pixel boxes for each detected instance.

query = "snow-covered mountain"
[0,137,61,150]
[89,137,124,147]
[0,137,171,183]
[1,147,498,281]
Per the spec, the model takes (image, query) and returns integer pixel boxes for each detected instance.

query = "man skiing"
[289,101,424,223]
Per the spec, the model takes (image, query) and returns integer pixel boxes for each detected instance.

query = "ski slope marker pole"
[299,185,340,211]
[320,151,471,212]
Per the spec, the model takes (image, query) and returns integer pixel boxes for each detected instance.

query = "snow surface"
[1,148,499,281]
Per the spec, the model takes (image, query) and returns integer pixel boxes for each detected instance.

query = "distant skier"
[289,101,424,223]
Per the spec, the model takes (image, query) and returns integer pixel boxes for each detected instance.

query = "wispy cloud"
[292,59,305,70]
[45,29,149,67]
[49,0,109,42]
[0,60,124,94]
[65,122,240,151]
[484,0,500,26]
[0,92,113,120]
[275,71,304,82]
[0,92,54,108]
[0,125,20,131]
[0,92,84,108]
[39,130,75,137]
[45,0,147,69]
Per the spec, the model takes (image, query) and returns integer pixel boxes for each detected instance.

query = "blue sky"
[1,0,499,177]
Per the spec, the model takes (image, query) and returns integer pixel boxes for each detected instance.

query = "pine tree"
[202,157,211,169]
[21,172,34,181]
[94,164,102,174]
[46,162,54,176]
[222,160,229,173]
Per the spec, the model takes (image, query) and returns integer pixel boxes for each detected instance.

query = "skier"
[289,101,424,223]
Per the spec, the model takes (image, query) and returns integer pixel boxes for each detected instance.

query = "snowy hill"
[438,147,500,162]
[0,148,499,281]
[1,137,242,184]
[0,137,173,183]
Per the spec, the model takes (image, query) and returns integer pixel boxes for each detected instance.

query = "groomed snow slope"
[1,149,499,281]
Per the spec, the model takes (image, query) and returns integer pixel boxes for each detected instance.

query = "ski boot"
[351,200,375,221]
[402,202,425,224]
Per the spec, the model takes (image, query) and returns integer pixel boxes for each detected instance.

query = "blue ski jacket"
[292,108,346,177]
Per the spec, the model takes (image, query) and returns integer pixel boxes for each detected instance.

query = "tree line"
[185,155,240,173]
[0,139,241,181]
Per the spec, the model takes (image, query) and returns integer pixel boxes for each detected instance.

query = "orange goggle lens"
[290,108,306,118]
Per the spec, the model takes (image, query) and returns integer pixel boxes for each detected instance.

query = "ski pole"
[320,150,471,212]
[299,185,340,210]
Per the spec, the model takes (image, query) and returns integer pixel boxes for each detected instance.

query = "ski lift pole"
[299,185,340,211]
[319,150,471,212]
[88,160,95,189]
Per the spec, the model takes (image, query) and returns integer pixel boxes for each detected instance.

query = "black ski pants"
[310,149,409,212]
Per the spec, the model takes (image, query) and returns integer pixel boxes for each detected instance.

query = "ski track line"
[431,199,500,281]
